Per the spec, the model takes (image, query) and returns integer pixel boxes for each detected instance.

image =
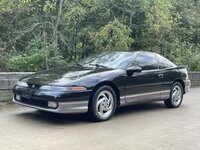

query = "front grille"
[19,97,48,108]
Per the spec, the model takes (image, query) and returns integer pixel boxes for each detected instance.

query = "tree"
[0,0,200,71]
[95,19,133,51]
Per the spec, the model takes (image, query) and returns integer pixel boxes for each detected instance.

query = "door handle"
[158,74,164,78]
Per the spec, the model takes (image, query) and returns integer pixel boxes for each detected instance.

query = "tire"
[164,82,183,108]
[89,85,117,122]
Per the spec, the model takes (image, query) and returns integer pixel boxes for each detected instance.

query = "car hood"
[20,66,118,87]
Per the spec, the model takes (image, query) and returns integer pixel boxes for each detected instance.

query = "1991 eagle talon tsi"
[13,51,191,121]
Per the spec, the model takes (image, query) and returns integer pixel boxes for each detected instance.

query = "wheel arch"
[89,81,121,107]
[173,79,185,94]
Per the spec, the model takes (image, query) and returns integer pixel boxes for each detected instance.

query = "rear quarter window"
[157,54,176,69]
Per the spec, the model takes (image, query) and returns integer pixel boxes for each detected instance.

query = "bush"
[172,42,200,71]
[7,36,68,72]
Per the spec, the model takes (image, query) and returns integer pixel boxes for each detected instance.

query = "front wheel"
[89,86,117,122]
[164,82,183,108]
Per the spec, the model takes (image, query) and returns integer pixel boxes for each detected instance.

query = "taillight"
[180,69,188,79]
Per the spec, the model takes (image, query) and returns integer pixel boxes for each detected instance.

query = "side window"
[157,54,176,69]
[133,53,158,70]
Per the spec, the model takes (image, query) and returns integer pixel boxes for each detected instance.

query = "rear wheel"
[164,82,183,108]
[89,86,117,122]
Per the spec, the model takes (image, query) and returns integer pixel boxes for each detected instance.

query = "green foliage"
[8,51,45,72]
[95,19,133,51]
[7,36,46,71]
[0,0,200,71]
[0,53,9,72]
[7,36,68,71]
[172,42,200,71]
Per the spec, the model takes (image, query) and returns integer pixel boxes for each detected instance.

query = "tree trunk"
[43,31,49,70]
[130,11,134,28]
[53,0,64,64]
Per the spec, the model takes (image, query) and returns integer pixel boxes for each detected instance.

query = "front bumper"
[13,85,92,114]
[13,98,88,114]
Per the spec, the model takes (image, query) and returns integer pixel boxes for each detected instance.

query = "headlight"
[17,81,28,87]
[39,85,87,92]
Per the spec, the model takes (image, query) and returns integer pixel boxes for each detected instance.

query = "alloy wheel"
[95,90,114,119]
[172,85,182,106]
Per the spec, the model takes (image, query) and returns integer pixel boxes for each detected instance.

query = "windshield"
[78,52,133,69]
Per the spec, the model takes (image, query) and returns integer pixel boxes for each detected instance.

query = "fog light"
[15,95,21,101]
[48,101,58,108]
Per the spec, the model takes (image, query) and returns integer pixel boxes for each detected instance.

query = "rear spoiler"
[175,65,188,69]
[165,65,188,71]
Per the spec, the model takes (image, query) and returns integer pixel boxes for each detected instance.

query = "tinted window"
[133,53,158,70]
[157,54,176,69]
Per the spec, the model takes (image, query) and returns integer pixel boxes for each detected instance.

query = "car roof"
[114,51,156,55]
[101,51,158,57]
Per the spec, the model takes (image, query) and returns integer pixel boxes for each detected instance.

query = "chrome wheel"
[164,82,183,108]
[172,85,182,106]
[96,90,114,119]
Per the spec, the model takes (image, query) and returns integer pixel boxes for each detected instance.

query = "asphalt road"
[0,87,200,150]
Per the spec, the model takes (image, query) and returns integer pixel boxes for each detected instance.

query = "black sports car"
[13,51,191,121]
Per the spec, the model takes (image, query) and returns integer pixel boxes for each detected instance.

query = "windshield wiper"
[74,63,84,67]
[89,63,108,68]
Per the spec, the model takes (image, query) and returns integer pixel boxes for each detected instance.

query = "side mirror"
[126,66,142,76]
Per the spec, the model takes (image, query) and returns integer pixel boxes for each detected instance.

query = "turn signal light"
[70,86,87,91]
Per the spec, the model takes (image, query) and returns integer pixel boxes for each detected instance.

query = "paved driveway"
[0,87,200,150]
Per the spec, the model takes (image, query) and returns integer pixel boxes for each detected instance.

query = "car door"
[124,52,162,104]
